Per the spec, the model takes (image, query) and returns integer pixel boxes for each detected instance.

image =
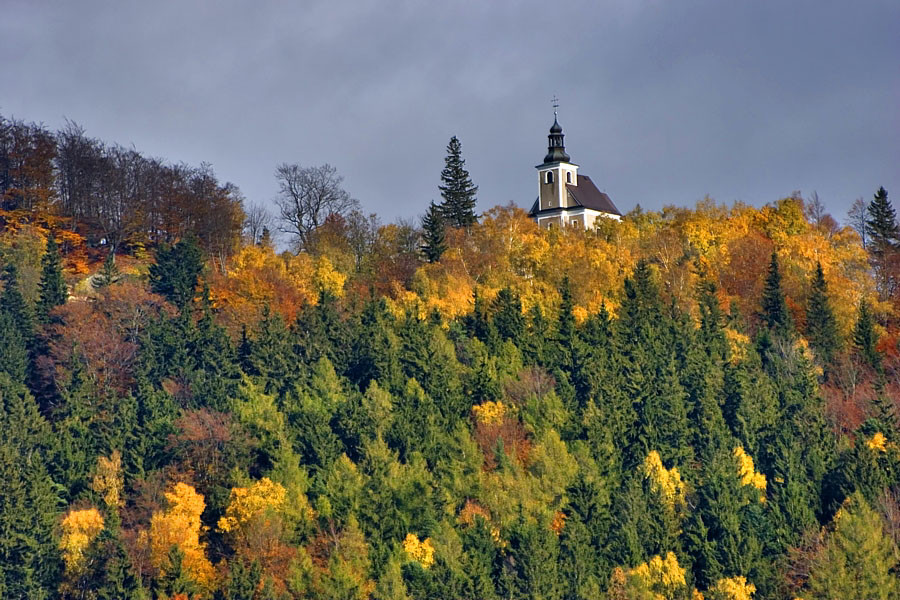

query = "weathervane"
[551,95,559,118]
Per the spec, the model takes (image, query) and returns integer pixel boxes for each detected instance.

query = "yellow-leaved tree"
[144,482,216,590]
[59,508,104,573]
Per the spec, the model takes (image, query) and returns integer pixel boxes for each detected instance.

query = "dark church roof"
[528,174,621,217]
[566,175,620,215]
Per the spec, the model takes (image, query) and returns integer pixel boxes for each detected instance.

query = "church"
[528,114,621,228]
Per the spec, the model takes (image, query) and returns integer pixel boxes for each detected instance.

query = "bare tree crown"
[275,163,359,251]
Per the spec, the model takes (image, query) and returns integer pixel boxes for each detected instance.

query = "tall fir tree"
[36,235,66,322]
[805,262,839,369]
[865,186,897,298]
[852,300,880,370]
[148,236,205,309]
[420,200,447,263]
[806,493,900,600]
[438,136,478,228]
[760,252,792,335]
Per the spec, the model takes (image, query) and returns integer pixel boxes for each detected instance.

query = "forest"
[1,112,899,600]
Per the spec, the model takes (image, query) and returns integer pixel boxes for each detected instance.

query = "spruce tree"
[148,236,205,309]
[36,235,66,322]
[1,262,34,345]
[805,262,839,368]
[807,493,900,599]
[853,300,880,370]
[420,200,447,263]
[865,186,897,298]
[760,252,792,335]
[92,249,120,289]
[438,136,478,228]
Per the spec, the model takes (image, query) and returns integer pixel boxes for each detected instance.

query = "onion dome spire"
[544,97,571,163]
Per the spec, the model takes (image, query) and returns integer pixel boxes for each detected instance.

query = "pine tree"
[148,236,205,309]
[807,493,900,600]
[36,235,66,322]
[1,262,34,346]
[865,186,897,298]
[492,287,525,344]
[420,201,447,263]
[760,252,792,335]
[805,262,839,368]
[853,300,880,370]
[438,136,478,228]
[92,249,120,289]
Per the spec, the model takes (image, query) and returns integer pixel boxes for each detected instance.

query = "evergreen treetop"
[806,262,839,368]
[420,201,447,263]
[760,252,792,335]
[438,136,478,229]
[37,235,67,322]
[865,186,897,252]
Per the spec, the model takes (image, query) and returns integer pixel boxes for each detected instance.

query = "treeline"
[0,114,244,260]
[0,201,899,599]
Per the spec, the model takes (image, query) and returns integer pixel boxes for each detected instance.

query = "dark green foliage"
[421,200,447,263]
[760,252,792,334]
[866,186,897,251]
[149,236,205,308]
[92,249,120,289]
[217,558,262,600]
[152,547,199,599]
[865,187,897,299]
[0,374,61,599]
[492,287,525,344]
[1,262,34,346]
[853,300,880,369]
[805,262,839,368]
[37,235,66,322]
[438,136,478,229]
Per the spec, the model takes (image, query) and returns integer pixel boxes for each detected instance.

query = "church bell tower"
[536,109,579,212]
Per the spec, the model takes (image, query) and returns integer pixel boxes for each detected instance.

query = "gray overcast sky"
[2,0,898,226]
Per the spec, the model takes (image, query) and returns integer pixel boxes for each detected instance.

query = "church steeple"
[543,112,571,164]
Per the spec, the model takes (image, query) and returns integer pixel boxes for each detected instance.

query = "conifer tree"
[36,235,66,322]
[438,136,478,228]
[149,236,205,309]
[866,186,897,298]
[1,262,34,345]
[420,201,447,263]
[92,249,120,289]
[760,252,792,334]
[807,493,900,599]
[853,300,880,370]
[492,287,525,344]
[805,262,839,368]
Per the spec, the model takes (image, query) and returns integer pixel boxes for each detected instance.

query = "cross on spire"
[551,95,559,117]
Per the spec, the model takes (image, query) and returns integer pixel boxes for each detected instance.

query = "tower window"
[566,172,572,183]
[545,171,553,184]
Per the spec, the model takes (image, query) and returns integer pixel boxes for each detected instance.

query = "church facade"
[528,116,621,229]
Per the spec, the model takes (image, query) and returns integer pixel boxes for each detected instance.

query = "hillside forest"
[1,113,900,600]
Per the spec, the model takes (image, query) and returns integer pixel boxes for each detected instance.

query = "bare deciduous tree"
[274,163,359,251]
[847,197,869,249]
[243,201,273,245]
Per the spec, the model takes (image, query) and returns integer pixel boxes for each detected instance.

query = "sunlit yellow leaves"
[402,533,435,569]
[313,255,346,297]
[627,552,687,599]
[867,431,887,452]
[145,482,215,589]
[91,451,123,509]
[210,243,319,329]
[59,508,104,572]
[218,477,287,534]
[472,400,508,425]
[707,576,757,600]
[734,447,767,502]
[643,451,686,511]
